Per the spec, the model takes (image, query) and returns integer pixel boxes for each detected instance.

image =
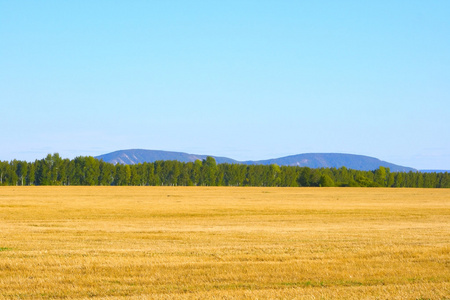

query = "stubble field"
[0,187,449,299]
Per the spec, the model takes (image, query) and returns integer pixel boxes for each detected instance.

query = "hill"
[95,149,239,165]
[420,170,450,173]
[243,153,416,172]
[95,149,416,172]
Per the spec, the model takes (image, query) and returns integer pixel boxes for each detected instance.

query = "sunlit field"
[0,187,448,299]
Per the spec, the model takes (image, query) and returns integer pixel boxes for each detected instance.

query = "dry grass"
[0,186,449,299]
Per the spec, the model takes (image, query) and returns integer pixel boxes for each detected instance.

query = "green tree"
[374,166,387,187]
[144,162,156,185]
[387,172,395,187]
[114,164,131,186]
[280,166,298,187]
[298,167,311,187]
[130,165,141,186]
[438,172,450,188]
[60,158,71,185]
[135,163,149,186]
[50,153,63,184]
[153,161,163,185]
[319,174,335,187]
[178,163,192,186]
[16,160,28,186]
[27,162,36,185]
[415,172,424,188]
[8,160,19,185]
[189,160,201,186]
[394,173,404,187]
[355,173,373,187]
[225,164,246,186]
[268,164,281,187]
[167,161,181,186]
[309,169,322,186]
[84,156,100,185]
[35,157,50,185]
[99,161,115,185]
[201,157,217,186]
[0,161,7,185]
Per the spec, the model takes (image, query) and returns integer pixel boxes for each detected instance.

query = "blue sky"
[1,1,449,169]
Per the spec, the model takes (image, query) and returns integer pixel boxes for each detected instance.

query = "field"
[0,187,449,299]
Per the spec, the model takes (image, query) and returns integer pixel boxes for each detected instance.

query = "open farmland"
[0,187,449,299]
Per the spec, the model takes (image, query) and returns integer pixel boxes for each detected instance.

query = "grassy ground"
[0,186,449,299]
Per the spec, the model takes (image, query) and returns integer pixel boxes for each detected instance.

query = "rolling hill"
[95,149,417,172]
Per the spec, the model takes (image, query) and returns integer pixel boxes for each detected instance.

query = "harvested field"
[0,187,449,299]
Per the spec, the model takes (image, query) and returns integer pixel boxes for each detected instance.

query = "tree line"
[0,153,449,188]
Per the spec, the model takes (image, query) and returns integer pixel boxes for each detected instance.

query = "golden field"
[0,187,449,299]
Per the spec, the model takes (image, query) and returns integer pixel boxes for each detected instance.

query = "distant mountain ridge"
[95,149,417,172]
[95,149,239,165]
[420,170,450,173]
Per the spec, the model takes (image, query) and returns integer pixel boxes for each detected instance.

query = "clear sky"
[1,1,449,170]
